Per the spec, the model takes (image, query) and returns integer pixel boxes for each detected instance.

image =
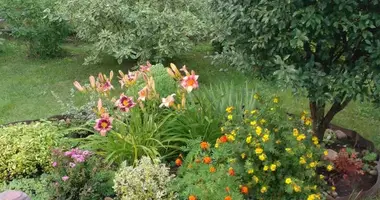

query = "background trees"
[211,0,380,139]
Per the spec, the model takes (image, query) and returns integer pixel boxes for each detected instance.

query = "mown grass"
[0,40,379,145]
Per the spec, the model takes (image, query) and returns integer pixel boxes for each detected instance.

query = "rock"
[335,130,347,139]
[0,190,31,200]
[331,191,338,197]
[369,170,378,176]
[323,149,338,161]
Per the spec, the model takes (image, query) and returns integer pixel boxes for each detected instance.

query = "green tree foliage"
[0,0,70,58]
[211,0,380,139]
[52,0,209,64]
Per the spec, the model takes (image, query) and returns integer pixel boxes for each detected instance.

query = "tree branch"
[322,96,352,127]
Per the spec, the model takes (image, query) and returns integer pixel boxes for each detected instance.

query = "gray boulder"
[0,190,31,200]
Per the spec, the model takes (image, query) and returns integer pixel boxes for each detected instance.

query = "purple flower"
[62,176,69,182]
[64,151,72,157]
[52,162,57,167]
[69,162,76,168]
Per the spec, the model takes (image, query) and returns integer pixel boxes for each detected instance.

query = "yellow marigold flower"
[231,130,237,136]
[263,165,269,171]
[227,134,235,141]
[293,128,299,137]
[299,156,306,165]
[305,118,312,126]
[246,135,252,144]
[259,154,266,161]
[255,126,262,136]
[226,106,234,113]
[254,93,260,100]
[227,114,233,120]
[241,153,246,159]
[296,134,306,141]
[273,97,279,103]
[323,150,328,156]
[250,120,257,126]
[309,162,317,168]
[260,119,266,124]
[285,148,292,152]
[293,185,301,192]
[313,140,319,145]
[251,109,258,114]
[255,147,263,154]
[319,175,324,179]
[307,153,313,158]
[260,186,267,193]
[285,178,292,184]
[307,194,320,200]
[248,169,254,174]
[327,164,334,171]
[312,136,318,142]
[215,143,219,148]
[262,134,270,142]
[253,175,259,183]
[331,186,336,191]
[270,164,277,171]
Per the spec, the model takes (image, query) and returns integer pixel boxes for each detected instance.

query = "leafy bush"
[48,148,115,200]
[114,156,176,200]
[52,0,207,64]
[0,175,50,200]
[0,122,64,181]
[174,94,328,199]
[0,0,70,58]
[210,0,380,139]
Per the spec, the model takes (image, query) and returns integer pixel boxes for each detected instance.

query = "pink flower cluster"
[64,148,92,163]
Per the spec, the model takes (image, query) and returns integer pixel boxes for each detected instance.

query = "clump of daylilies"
[73,62,199,136]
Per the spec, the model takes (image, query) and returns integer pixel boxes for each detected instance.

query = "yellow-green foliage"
[0,122,64,181]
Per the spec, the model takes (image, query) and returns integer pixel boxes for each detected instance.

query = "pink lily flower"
[138,87,148,101]
[118,70,138,88]
[181,71,199,93]
[73,81,85,92]
[94,113,113,136]
[115,94,136,112]
[159,94,176,108]
[140,61,152,72]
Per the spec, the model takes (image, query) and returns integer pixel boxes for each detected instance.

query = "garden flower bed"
[0,62,379,200]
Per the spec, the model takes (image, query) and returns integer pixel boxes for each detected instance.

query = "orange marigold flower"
[203,156,212,164]
[220,135,228,143]
[200,141,210,150]
[175,158,182,166]
[240,186,249,194]
[225,196,232,200]
[209,166,216,173]
[228,167,235,176]
[188,195,197,200]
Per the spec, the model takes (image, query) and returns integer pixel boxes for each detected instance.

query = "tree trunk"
[309,97,352,141]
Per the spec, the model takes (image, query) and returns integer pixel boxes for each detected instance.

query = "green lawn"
[1,40,379,145]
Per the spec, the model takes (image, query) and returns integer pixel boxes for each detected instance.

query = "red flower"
[200,141,210,150]
[175,158,182,166]
[220,135,228,143]
[228,167,235,176]
[240,186,249,194]
[115,93,136,112]
[203,156,212,164]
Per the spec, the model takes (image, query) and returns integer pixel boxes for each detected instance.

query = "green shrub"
[114,156,176,200]
[210,0,380,139]
[174,94,328,199]
[0,122,64,181]
[0,0,70,58]
[48,148,115,200]
[0,175,50,200]
[52,0,207,64]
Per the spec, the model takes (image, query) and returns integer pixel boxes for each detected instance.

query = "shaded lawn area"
[0,40,379,145]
